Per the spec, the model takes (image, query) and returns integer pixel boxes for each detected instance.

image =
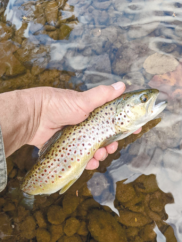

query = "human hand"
[0,82,141,165]
[27,82,141,170]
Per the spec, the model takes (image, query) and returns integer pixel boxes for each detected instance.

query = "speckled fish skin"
[21,89,167,195]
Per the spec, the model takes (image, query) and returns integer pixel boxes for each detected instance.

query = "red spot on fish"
[61,154,63,157]
[48,166,50,168]
[71,158,73,160]
[57,145,60,148]
[67,153,70,155]
[88,152,90,155]
[68,166,71,168]
[42,174,44,176]
[62,169,65,171]
[51,175,54,178]
[54,159,56,161]
[69,145,71,147]
[54,170,57,173]
[51,163,53,166]
[52,181,54,183]
[45,180,47,183]
[59,176,62,178]
[62,147,65,150]
[74,151,76,154]
[44,169,47,172]
[64,160,67,163]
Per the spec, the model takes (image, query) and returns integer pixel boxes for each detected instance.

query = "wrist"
[0,88,42,157]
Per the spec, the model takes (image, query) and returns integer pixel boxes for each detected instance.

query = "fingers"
[133,127,142,134]
[85,128,143,170]
[79,82,126,113]
[106,141,118,154]
[86,158,99,170]
[85,142,118,170]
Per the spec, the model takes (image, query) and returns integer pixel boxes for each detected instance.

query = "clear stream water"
[0,0,182,241]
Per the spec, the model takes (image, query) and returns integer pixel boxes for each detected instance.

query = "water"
[0,0,182,240]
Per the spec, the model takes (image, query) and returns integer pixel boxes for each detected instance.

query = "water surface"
[0,0,182,241]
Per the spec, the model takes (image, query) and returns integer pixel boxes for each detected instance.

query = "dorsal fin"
[38,130,63,160]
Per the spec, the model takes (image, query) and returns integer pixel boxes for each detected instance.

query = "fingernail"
[111,82,125,90]
[100,153,108,161]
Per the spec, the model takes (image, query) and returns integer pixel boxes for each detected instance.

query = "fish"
[20,89,167,195]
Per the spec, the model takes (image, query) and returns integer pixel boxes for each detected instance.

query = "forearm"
[0,89,42,157]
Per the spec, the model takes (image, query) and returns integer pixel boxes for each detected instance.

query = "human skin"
[0,82,141,170]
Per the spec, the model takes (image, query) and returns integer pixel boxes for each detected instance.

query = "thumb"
[79,82,126,113]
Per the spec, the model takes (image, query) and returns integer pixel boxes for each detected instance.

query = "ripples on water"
[0,0,182,241]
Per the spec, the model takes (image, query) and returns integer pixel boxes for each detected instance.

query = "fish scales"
[21,89,167,195]
[21,101,117,195]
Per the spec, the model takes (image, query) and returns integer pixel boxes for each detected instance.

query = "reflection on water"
[0,0,182,240]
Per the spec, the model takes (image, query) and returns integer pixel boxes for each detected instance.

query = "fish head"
[115,89,167,132]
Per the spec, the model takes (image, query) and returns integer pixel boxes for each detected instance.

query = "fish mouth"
[149,93,167,118]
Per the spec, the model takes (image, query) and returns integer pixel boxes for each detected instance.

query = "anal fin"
[59,166,85,194]
[59,178,78,194]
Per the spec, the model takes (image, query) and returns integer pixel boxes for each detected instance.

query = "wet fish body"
[21,89,167,195]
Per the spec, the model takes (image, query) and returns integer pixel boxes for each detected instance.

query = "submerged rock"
[36,228,51,242]
[45,1,58,26]
[88,209,127,242]
[116,180,136,203]
[19,215,36,239]
[119,211,152,227]
[49,224,64,242]
[62,194,80,215]
[58,234,82,242]
[143,53,179,75]
[34,210,47,228]
[47,205,66,225]
[87,172,110,197]
[64,217,80,236]
[0,213,13,240]
[0,22,13,41]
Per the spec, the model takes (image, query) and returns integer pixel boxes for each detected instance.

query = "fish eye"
[140,94,148,103]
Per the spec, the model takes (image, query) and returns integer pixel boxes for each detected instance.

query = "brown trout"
[21,89,167,195]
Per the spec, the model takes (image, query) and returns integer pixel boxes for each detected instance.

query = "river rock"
[87,172,110,197]
[45,1,58,26]
[77,220,89,236]
[135,174,159,193]
[62,194,80,215]
[143,53,179,75]
[59,24,73,39]
[0,213,13,240]
[47,205,66,225]
[0,41,26,77]
[88,209,127,242]
[0,22,13,41]
[58,234,82,242]
[49,224,64,242]
[34,211,47,228]
[20,216,36,239]
[119,210,152,227]
[116,180,136,203]
[36,228,51,242]
[64,217,81,236]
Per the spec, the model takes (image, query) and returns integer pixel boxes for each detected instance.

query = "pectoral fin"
[59,178,78,194]
[38,130,63,160]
